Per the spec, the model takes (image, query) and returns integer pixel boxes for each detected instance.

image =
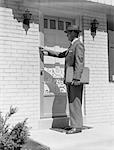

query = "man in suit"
[40,25,85,134]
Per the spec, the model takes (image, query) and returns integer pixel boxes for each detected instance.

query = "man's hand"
[39,46,44,53]
[71,79,81,86]
[39,46,48,55]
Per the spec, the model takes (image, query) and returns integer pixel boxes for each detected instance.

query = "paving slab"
[30,124,114,150]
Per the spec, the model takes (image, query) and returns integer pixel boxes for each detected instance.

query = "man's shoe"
[66,128,82,134]
[64,126,72,131]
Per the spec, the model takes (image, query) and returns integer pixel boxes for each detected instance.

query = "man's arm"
[39,47,67,58]
[48,50,67,58]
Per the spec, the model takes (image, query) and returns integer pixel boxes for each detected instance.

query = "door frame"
[39,12,86,129]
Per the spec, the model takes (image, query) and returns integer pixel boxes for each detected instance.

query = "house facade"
[0,0,114,136]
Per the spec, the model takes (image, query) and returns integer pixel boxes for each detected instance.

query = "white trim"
[87,0,114,6]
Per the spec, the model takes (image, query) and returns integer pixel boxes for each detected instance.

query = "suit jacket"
[48,39,85,84]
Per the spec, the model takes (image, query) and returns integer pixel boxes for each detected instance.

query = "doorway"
[40,15,83,128]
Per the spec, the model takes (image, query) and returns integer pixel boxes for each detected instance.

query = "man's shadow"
[44,70,69,129]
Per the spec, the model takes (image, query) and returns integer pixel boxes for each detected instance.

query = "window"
[44,17,74,31]
[58,21,64,30]
[50,19,56,29]
[44,19,48,28]
[66,22,71,30]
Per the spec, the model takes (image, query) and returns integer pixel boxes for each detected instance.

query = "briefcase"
[66,66,89,84]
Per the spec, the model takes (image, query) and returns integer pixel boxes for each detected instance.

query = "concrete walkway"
[31,124,114,150]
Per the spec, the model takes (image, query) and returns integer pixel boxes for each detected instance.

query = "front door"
[40,16,82,128]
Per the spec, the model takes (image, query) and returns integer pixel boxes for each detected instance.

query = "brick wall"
[0,6,40,134]
[1,1,114,133]
[83,15,114,125]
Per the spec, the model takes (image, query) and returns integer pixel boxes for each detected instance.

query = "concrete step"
[30,124,114,150]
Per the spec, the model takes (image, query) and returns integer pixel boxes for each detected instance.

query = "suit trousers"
[66,84,83,128]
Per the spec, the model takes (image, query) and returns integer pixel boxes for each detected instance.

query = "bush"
[0,106,29,150]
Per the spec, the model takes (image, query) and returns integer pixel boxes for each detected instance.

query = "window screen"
[66,22,71,30]
[44,19,48,28]
[50,19,56,29]
[58,21,64,30]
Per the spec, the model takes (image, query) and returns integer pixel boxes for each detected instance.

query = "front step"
[38,117,69,130]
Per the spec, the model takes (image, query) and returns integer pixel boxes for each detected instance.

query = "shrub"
[0,106,29,150]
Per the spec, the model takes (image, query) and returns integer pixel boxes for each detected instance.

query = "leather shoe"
[64,126,72,130]
[66,128,82,134]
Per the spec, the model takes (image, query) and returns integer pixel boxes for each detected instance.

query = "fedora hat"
[64,25,81,33]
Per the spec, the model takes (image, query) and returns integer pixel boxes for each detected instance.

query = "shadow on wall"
[44,70,69,128]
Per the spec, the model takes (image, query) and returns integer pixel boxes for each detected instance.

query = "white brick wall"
[83,15,114,125]
[1,1,114,133]
[0,7,40,134]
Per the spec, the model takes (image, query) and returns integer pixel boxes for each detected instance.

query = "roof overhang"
[2,0,114,16]
[23,0,114,15]
[13,0,114,6]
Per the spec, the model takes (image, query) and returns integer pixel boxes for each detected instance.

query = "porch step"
[31,124,114,150]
